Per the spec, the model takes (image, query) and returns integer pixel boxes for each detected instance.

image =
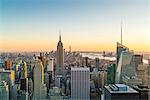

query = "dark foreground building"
[104,84,139,100]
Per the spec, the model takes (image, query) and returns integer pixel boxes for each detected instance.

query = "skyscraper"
[116,51,133,83]
[71,67,90,100]
[85,57,88,67]
[56,34,64,76]
[116,42,129,65]
[0,68,15,99]
[20,62,28,93]
[4,59,12,70]
[0,81,9,100]
[95,58,100,69]
[136,64,148,86]
[107,64,116,84]
[97,71,107,89]
[33,60,47,99]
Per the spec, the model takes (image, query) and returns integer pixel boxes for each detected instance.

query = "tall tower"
[34,60,43,99]
[56,33,64,76]
[34,60,47,99]
[20,62,28,94]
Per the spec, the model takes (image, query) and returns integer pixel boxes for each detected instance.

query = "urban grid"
[0,0,149,100]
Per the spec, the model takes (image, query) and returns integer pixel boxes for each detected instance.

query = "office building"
[0,68,15,86]
[33,60,47,99]
[104,84,139,100]
[116,51,133,83]
[0,81,9,100]
[47,58,54,72]
[123,77,142,86]
[148,63,150,88]
[0,68,15,99]
[98,71,107,88]
[56,34,64,76]
[20,62,28,92]
[132,55,143,72]
[136,64,148,86]
[148,64,150,76]
[44,72,50,90]
[28,78,33,99]
[71,67,90,100]
[85,57,88,67]
[95,58,100,69]
[116,42,129,64]
[107,64,116,84]
[47,58,54,80]
[4,59,12,70]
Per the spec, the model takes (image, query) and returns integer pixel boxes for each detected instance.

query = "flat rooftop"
[71,67,89,71]
[105,84,139,94]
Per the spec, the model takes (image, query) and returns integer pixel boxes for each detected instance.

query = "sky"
[0,0,150,52]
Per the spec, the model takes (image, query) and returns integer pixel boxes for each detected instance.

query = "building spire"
[121,21,123,45]
[59,31,61,41]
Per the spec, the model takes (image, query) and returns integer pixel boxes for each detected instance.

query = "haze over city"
[0,0,150,100]
[0,0,150,52]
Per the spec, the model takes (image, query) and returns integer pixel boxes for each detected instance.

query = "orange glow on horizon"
[0,41,150,52]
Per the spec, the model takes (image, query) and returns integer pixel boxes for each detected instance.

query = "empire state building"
[56,34,64,75]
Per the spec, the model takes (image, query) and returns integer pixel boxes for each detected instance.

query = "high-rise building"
[124,54,142,78]
[47,58,54,80]
[95,58,100,69]
[56,34,64,76]
[4,59,12,70]
[0,81,9,100]
[44,72,50,90]
[85,57,88,67]
[33,60,47,99]
[116,52,144,86]
[107,64,116,84]
[116,42,129,64]
[123,77,142,86]
[116,51,133,83]
[71,67,90,100]
[0,68,15,99]
[47,58,54,72]
[148,63,150,87]
[136,64,148,86]
[28,78,33,99]
[0,68,15,86]
[98,71,107,88]
[20,62,28,92]
[132,55,143,72]
[104,84,139,100]
[148,64,150,76]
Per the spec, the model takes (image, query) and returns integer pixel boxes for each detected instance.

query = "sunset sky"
[0,0,150,52]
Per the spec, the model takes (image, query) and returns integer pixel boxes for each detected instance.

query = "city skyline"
[0,0,150,52]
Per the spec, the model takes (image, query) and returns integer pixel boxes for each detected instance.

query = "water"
[80,53,116,61]
[80,53,149,64]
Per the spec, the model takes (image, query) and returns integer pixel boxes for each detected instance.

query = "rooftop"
[71,67,89,71]
[105,84,138,94]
